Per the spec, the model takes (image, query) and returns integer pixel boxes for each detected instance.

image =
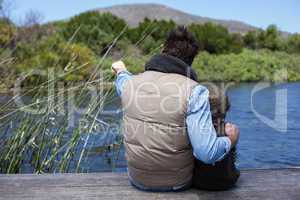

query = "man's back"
[121,71,198,188]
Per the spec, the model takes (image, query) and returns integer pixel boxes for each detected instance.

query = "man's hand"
[225,122,240,148]
[112,61,127,75]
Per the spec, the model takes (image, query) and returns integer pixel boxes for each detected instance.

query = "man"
[112,26,240,192]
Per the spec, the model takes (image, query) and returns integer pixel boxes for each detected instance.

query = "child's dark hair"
[162,26,200,65]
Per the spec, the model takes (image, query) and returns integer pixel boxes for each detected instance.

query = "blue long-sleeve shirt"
[115,71,231,164]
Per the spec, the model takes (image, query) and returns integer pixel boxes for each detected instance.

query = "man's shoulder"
[189,85,209,100]
[190,84,209,95]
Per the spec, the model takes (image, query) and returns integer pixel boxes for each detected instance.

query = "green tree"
[257,25,281,51]
[243,31,258,49]
[230,33,244,53]
[127,18,175,54]
[287,34,300,54]
[16,34,96,82]
[62,11,127,55]
[128,18,176,42]
[264,25,281,50]
[189,22,241,54]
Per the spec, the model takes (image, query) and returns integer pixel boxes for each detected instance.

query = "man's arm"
[115,71,132,96]
[112,61,132,97]
[186,85,237,164]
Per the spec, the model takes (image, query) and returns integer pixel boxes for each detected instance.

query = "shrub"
[16,35,96,82]
[256,25,283,51]
[0,19,16,49]
[189,22,243,54]
[62,11,127,55]
[287,34,300,54]
[193,49,300,82]
[127,18,175,54]
[243,31,258,49]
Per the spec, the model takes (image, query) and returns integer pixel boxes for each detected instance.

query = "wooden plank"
[0,168,300,200]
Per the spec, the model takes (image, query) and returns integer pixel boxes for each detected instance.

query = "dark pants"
[192,150,240,191]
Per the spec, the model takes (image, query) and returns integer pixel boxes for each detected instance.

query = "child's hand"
[112,61,127,75]
[225,122,240,148]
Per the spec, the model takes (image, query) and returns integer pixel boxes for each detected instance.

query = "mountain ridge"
[96,3,258,33]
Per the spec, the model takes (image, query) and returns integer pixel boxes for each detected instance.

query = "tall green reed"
[0,23,163,174]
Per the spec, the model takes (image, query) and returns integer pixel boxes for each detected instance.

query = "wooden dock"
[0,168,300,200]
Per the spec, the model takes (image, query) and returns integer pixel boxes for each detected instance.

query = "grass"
[0,68,116,173]
[0,28,119,174]
[0,23,165,174]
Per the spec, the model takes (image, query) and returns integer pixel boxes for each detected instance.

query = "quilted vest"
[121,71,198,188]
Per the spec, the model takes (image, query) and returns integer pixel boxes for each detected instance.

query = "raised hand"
[111,61,127,75]
[225,122,240,148]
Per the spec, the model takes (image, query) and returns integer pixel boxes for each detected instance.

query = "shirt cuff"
[222,136,232,153]
[213,136,232,163]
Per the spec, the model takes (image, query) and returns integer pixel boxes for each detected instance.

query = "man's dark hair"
[162,26,200,65]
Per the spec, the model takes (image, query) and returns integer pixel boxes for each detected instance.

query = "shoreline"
[1,80,300,95]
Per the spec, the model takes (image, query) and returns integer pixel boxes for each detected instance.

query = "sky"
[11,0,300,33]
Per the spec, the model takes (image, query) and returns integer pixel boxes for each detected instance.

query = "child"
[192,85,240,190]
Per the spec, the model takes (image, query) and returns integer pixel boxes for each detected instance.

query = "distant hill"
[97,3,258,34]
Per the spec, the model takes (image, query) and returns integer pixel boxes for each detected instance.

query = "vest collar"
[145,54,198,82]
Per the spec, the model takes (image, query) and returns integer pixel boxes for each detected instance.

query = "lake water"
[1,82,300,172]
[227,82,300,169]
